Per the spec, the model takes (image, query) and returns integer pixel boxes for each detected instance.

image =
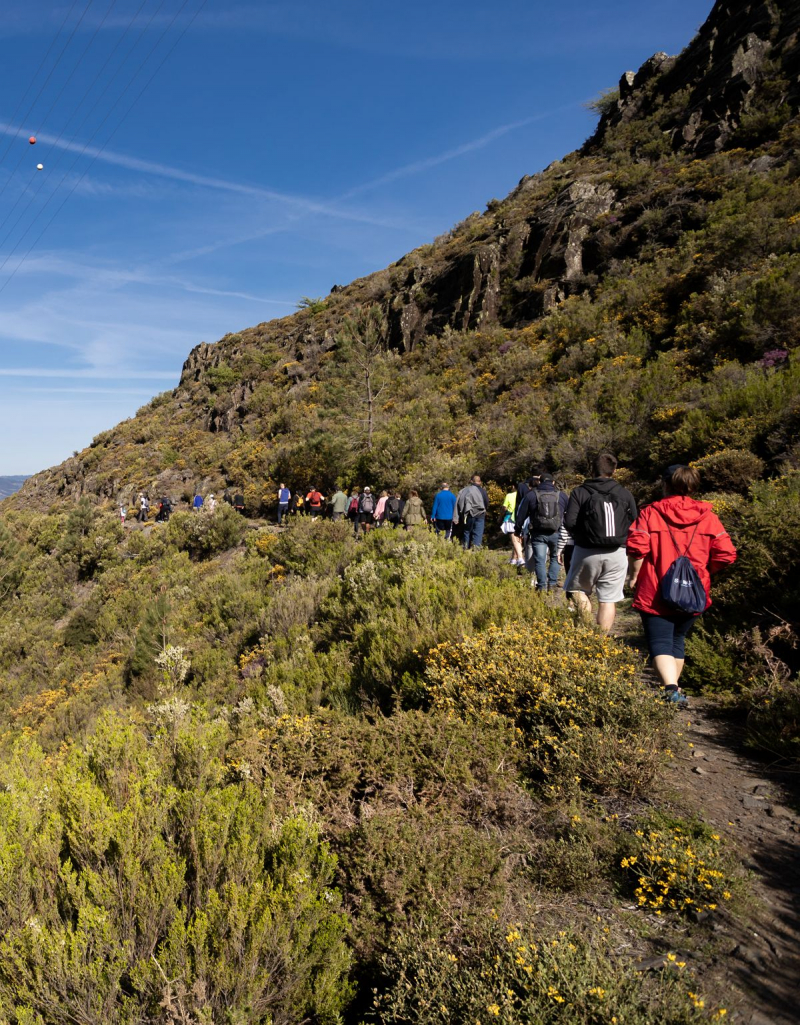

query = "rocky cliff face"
[590,0,800,155]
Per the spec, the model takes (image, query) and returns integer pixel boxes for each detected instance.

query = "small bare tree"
[337,305,389,451]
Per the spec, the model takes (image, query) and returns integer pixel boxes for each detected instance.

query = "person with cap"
[627,463,737,705]
[207,493,217,514]
[357,486,377,535]
[431,482,457,539]
[514,472,568,589]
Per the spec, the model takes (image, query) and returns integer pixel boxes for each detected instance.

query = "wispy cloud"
[0,367,177,379]
[0,121,410,232]
[341,104,582,199]
[4,252,297,306]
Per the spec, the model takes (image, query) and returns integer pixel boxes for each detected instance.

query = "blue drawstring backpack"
[660,519,706,614]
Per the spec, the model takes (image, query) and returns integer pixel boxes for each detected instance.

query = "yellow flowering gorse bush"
[424,620,670,796]
[621,822,732,917]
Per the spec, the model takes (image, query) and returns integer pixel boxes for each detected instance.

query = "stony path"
[609,601,800,1024]
[669,700,800,1025]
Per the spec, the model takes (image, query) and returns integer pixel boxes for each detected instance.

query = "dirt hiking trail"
[614,604,800,1024]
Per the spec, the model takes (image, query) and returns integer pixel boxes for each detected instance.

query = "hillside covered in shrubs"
[0,0,799,1021]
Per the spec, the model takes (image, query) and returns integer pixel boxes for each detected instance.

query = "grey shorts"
[564,545,627,603]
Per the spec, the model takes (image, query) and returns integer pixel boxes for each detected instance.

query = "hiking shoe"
[663,687,689,708]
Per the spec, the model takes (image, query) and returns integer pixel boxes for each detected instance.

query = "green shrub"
[166,504,245,559]
[693,449,765,493]
[0,716,351,1025]
[619,815,733,918]
[424,619,670,796]
[368,922,726,1023]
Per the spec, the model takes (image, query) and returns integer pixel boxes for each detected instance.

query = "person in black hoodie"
[514,473,568,590]
[563,453,637,632]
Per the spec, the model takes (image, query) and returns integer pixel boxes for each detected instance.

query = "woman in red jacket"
[627,465,737,705]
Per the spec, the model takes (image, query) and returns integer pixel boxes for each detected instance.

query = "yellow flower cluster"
[423,621,662,795]
[621,825,731,916]
[253,530,278,555]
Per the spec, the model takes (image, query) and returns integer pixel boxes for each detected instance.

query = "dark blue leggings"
[640,611,697,659]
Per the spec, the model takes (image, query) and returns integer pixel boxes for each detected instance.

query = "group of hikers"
[502,452,736,707]
[274,478,486,541]
[128,490,247,524]
[124,452,736,708]
[274,453,737,707]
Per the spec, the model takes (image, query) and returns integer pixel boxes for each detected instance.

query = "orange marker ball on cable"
[29,137,36,145]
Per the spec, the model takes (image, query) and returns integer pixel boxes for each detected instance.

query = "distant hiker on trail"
[357,487,377,535]
[207,494,217,514]
[431,483,456,540]
[234,493,245,515]
[515,472,568,591]
[223,490,233,507]
[374,490,389,526]
[456,475,489,550]
[138,494,149,522]
[384,491,403,529]
[119,504,127,526]
[401,490,427,529]
[347,489,361,529]
[563,453,637,632]
[502,487,524,565]
[193,493,204,513]
[157,497,172,522]
[277,484,291,525]
[627,464,737,706]
[328,487,349,522]
[306,487,324,519]
[288,492,300,517]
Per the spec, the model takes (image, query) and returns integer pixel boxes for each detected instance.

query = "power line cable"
[0,0,209,296]
[0,0,151,239]
[0,0,97,201]
[0,0,120,212]
[0,0,84,169]
[0,0,170,251]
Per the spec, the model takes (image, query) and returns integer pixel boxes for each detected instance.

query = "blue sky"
[0,0,712,475]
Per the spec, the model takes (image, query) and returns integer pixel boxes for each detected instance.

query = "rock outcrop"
[589,0,800,155]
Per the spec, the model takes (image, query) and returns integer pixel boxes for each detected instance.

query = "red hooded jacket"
[627,495,737,616]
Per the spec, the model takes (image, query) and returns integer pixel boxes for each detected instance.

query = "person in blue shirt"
[192,493,204,513]
[277,483,291,525]
[431,482,457,540]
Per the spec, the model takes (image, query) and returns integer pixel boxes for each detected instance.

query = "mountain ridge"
[0,476,29,501]
[10,0,800,513]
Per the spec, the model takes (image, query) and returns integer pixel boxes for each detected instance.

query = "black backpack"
[530,489,562,533]
[578,484,633,546]
[385,497,401,520]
